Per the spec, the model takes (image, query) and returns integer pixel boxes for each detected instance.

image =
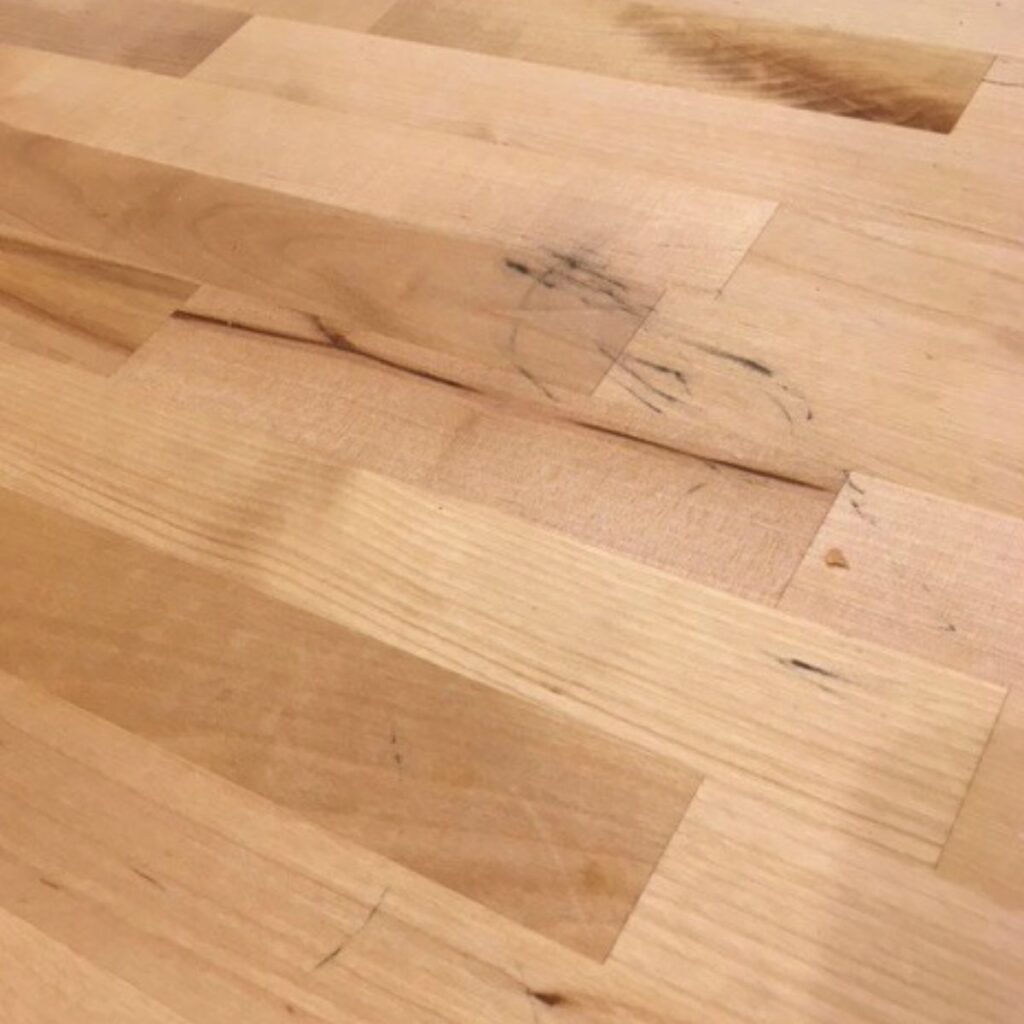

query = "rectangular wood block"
[0,486,700,960]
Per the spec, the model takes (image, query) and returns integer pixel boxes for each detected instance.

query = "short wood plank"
[780,474,1024,910]
[613,781,1024,1024]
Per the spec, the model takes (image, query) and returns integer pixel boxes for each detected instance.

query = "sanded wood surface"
[0,2,1021,1020]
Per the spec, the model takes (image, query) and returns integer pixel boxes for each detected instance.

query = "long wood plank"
[779,474,1024,910]
[0,485,699,959]
[371,0,991,131]
[0,226,195,374]
[597,208,1024,517]
[0,123,663,395]
[0,671,707,1023]
[117,290,832,601]
[612,781,1024,1024]
[0,350,1004,860]
[190,18,1023,243]
[0,44,772,294]
[0,0,249,76]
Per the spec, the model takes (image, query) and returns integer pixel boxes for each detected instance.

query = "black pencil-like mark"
[628,356,692,395]
[620,381,664,414]
[615,358,680,406]
[769,393,795,430]
[389,723,404,774]
[777,656,847,694]
[686,339,773,377]
[847,477,866,495]
[39,877,63,891]
[942,622,958,633]
[685,481,708,496]
[849,498,878,525]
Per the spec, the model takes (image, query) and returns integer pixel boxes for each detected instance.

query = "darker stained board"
[0,486,700,960]
[373,0,992,132]
[0,0,250,76]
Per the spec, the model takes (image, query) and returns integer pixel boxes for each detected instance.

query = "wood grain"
[0,0,249,76]
[0,671,704,1023]
[0,227,195,374]
[0,352,1004,861]
[598,208,1024,517]
[116,289,833,601]
[191,18,1022,243]
[0,486,699,959]
[0,123,660,394]
[780,475,1024,910]
[613,781,1024,1024]
[372,0,991,131]
[202,0,395,30]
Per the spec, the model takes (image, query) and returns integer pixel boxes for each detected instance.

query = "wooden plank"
[372,0,991,131]
[0,123,662,395]
[0,0,248,76]
[597,208,1024,518]
[0,672,703,1023]
[779,474,1024,910]
[0,486,699,959]
[0,351,1004,860]
[190,18,1022,242]
[0,227,195,374]
[612,781,1024,1024]
[0,44,772,295]
[116,290,833,601]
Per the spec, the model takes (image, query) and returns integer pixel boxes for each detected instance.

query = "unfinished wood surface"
[597,208,1024,517]
[0,486,700,959]
[780,475,1024,911]
[613,781,1024,1024]
[372,0,991,131]
[191,18,1022,243]
[0,227,195,374]
[0,671,713,1023]
[2,3,1023,1017]
[0,0,249,76]
[0,352,1005,862]
[0,124,665,394]
[116,291,831,601]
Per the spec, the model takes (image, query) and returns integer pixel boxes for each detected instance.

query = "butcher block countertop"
[0,2,1022,1021]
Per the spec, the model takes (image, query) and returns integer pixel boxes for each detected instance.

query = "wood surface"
[0,2,1022,1020]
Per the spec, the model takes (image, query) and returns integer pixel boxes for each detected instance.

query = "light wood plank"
[0,44,772,294]
[190,18,1022,243]
[0,123,661,395]
[0,486,699,959]
[597,208,1024,517]
[372,0,990,131]
[0,670,709,1023]
[779,474,1024,910]
[0,350,1004,860]
[0,227,195,374]
[0,0,249,76]
[117,290,832,601]
[613,781,1024,1024]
